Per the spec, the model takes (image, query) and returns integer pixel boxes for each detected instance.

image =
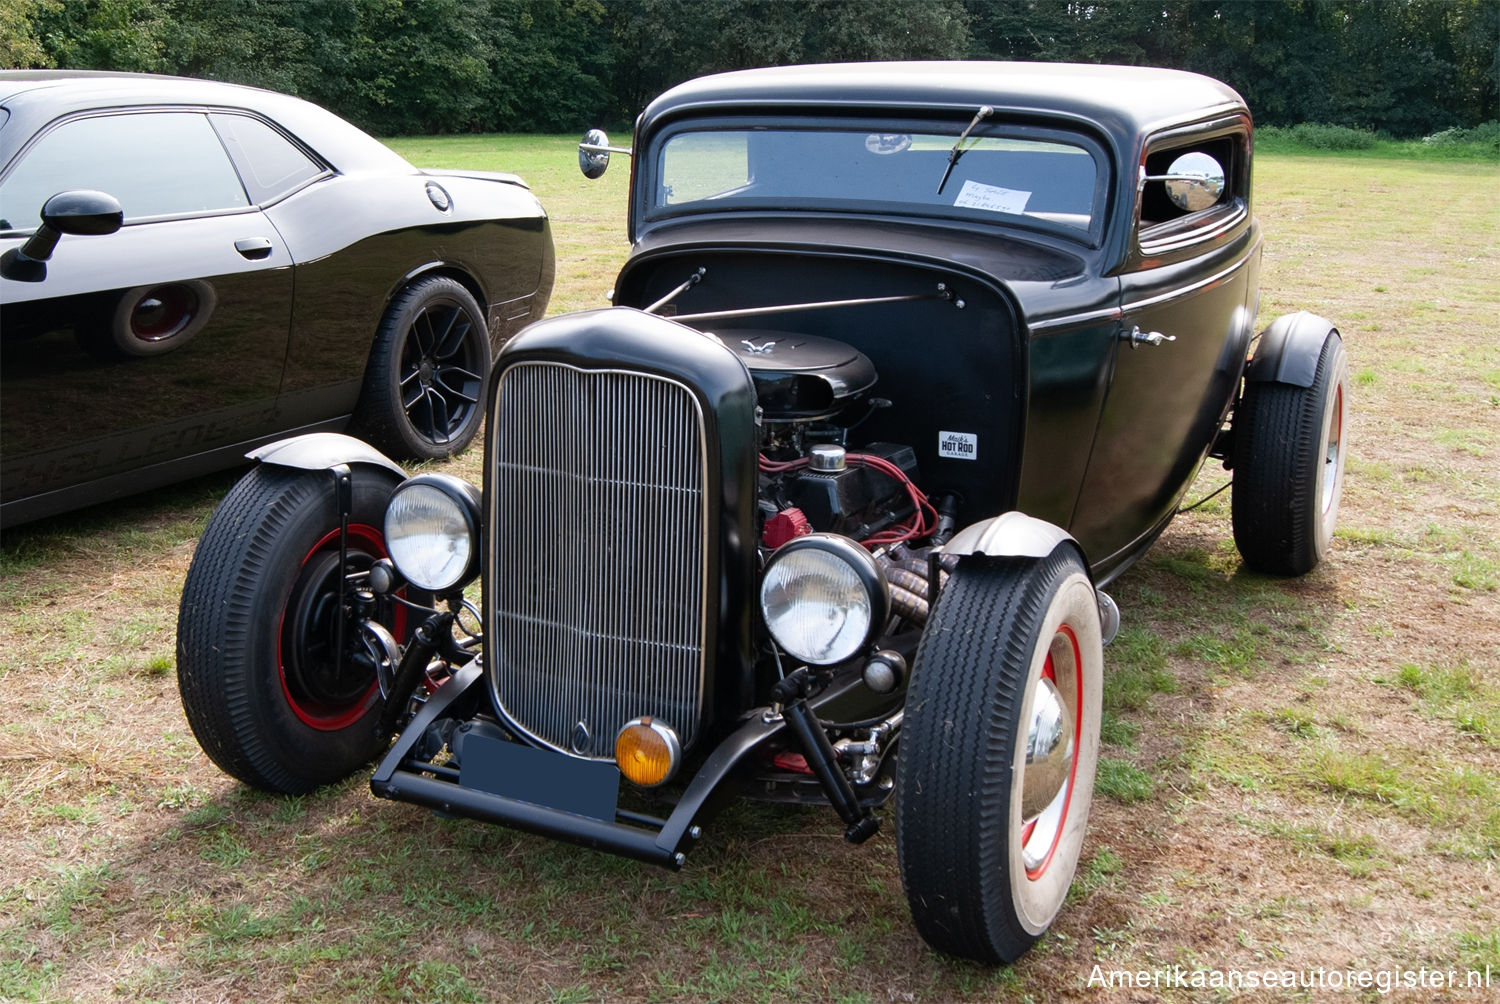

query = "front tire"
[354,275,490,461]
[896,549,1103,964]
[1232,333,1349,575]
[177,464,408,794]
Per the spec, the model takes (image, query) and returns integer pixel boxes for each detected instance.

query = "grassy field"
[2,135,1497,1002]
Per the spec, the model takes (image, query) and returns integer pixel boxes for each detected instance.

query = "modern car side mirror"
[1143,152,1226,213]
[1,189,124,282]
[578,129,631,180]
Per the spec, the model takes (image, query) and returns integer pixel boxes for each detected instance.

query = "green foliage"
[15,0,1492,138]
[1424,121,1500,153]
[1258,123,1380,151]
[0,0,59,67]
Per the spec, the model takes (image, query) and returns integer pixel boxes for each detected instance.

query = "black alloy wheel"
[356,275,490,461]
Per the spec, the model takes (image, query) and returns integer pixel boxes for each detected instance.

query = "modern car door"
[0,109,293,519]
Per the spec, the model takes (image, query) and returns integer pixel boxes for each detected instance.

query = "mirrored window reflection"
[0,111,249,230]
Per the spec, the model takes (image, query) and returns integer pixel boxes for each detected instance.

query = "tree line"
[3,0,1495,138]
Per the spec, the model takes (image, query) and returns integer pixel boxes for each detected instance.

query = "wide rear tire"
[896,548,1103,963]
[1232,333,1349,575]
[354,275,490,461]
[177,464,407,794]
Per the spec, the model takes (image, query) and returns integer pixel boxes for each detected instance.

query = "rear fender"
[1244,311,1339,388]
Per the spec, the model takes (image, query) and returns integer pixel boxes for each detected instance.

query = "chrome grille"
[488,361,708,759]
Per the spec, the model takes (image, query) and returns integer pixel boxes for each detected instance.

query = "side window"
[0,111,249,231]
[1137,133,1245,248]
[210,113,324,204]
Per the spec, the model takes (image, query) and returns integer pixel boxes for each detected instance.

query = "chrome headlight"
[759,533,889,665]
[383,474,482,592]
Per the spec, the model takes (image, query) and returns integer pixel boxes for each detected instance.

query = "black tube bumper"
[370,661,869,868]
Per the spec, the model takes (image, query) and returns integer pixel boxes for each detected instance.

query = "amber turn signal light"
[615,717,682,787]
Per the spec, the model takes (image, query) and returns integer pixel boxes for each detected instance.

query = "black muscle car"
[0,70,554,525]
[175,62,1348,964]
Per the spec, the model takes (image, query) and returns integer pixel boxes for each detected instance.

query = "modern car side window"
[0,111,249,230]
[210,113,324,204]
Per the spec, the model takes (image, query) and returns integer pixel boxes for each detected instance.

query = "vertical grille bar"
[489,361,708,758]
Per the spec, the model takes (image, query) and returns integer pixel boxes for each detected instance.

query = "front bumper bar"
[370,661,868,867]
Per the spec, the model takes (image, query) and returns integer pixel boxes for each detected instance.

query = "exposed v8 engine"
[721,330,936,551]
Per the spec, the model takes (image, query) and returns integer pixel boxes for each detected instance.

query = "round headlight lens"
[760,534,887,665]
[383,475,480,592]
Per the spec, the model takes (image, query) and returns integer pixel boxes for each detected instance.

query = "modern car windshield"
[654,127,1101,232]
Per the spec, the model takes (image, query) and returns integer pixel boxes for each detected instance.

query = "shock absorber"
[771,669,880,844]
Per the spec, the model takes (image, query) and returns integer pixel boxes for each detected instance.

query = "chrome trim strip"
[1028,305,1123,334]
[1124,251,1252,313]
[486,360,711,760]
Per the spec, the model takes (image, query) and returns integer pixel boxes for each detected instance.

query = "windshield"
[652,126,1103,234]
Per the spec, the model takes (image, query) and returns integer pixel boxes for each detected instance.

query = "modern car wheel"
[896,549,1103,963]
[355,275,490,461]
[177,464,414,794]
[1232,332,1349,575]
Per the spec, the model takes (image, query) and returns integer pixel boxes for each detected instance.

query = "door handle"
[1122,325,1177,349]
[234,237,274,260]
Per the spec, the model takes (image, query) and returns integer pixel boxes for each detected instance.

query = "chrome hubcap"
[1021,677,1075,823]
[1320,385,1344,515]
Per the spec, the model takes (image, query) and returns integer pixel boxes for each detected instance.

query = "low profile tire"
[354,275,490,461]
[896,548,1103,964]
[1232,333,1349,575]
[177,464,410,794]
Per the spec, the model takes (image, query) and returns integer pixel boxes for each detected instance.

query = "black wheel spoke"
[424,388,453,440]
[433,308,467,358]
[360,276,489,458]
[411,310,438,358]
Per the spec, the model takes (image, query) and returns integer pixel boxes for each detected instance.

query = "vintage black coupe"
[0,71,554,526]
[176,63,1348,963]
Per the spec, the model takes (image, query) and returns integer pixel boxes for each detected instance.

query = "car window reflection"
[0,111,250,229]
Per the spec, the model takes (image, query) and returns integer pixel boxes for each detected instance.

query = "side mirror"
[2,190,124,282]
[578,129,631,180]
[1146,152,1226,213]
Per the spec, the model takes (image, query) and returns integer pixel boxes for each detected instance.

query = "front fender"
[1245,311,1339,388]
[247,432,407,479]
[941,512,1118,643]
[942,511,1087,569]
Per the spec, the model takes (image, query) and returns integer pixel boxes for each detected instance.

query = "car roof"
[0,69,410,174]
[639,61,1248,148]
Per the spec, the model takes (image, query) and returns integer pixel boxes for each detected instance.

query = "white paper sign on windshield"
[954,179,1031,215]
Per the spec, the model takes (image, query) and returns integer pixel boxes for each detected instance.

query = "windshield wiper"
[936,104,993,195]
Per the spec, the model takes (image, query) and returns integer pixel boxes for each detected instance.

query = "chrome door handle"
[1122,325,1176,349]
[234,237,274,260]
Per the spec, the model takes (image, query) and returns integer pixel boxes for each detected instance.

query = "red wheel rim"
[1023,623,1083,881]
[277,523,402,731]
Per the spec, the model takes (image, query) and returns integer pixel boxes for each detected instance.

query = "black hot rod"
[177,62,1348,963]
